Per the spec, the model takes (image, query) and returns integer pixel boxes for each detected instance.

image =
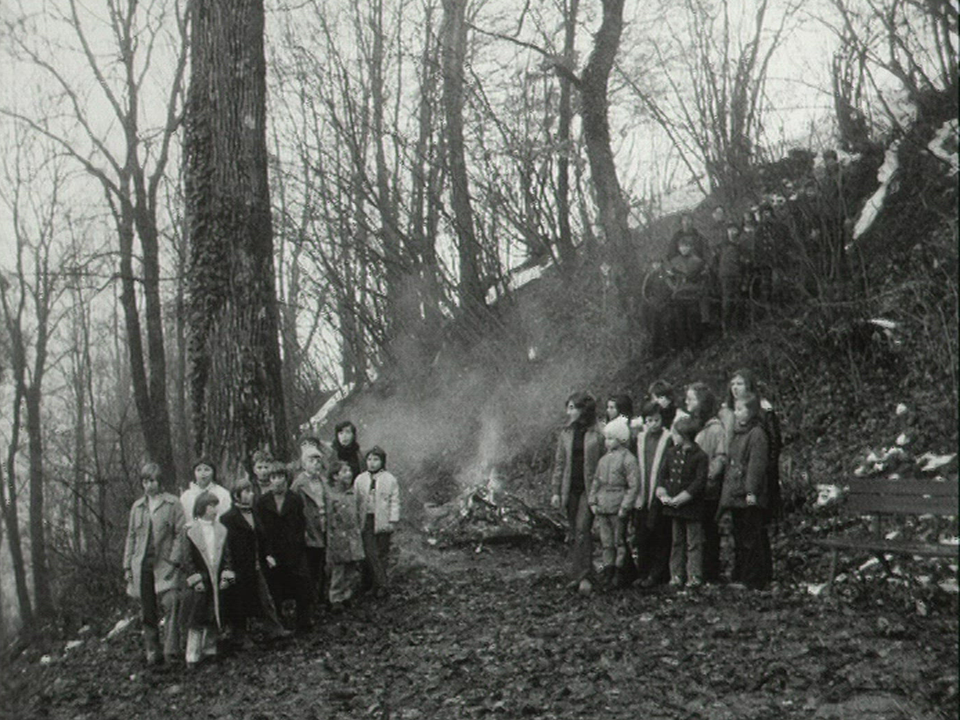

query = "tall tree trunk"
[2,379,34,630]
[185,0,289,468]
[410,0,444,350]
[580,0,639,317]
[555,0,579,269]
[25,386,53,617]
[440,0,485,322]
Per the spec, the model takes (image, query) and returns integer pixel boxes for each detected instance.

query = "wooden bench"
[815,478,959,595]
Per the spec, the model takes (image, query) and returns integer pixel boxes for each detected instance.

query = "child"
[719,393,772,589]
[178,492,235,667]
[123,462,186,666]
[685,382,727,583]
[717,222,745,334]
[180,457,232,522]
[332,421,363,478]
[648,379,678,429]
[220,480,290,645]
[663,236,705,349]
[324,461,365,611]
[291,437,328,613]
[657,416,709,588]
[256,462,314,630]
[550,392,603,594]
[251,449,276,501]
[354,446,401,597]
[588,417,639,589]
[633,402,673,588]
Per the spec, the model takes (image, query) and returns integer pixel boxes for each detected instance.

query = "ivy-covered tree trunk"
[185,0,288,468]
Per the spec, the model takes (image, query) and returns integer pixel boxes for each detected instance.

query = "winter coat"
[220,505,273,621]
[291,472,327,548]
[664,253,706,300]
[588,447,640,514]
[354,470,401,534]
[634,428,671,510]
[695,417,728,500]
[717,240,743,279]
[720,401,782,515]
[324,483,365,563]
[658,443,709,520]
[720,421,770,510]
[180,482,232,521]
[256,491,307,567]
[123,492,185,599]
[551,423,603,508]
[177,520,233,630]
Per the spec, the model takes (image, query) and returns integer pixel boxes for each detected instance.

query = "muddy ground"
[2,532,957,720]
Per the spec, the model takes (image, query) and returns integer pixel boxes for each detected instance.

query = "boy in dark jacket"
[657,416,709,588]
[256,463,314,631]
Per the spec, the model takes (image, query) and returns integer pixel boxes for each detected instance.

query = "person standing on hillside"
[551,392,604,594]
[123,462,186,666]
[355,446,401,597]
[666,213,706,260]
[633,402,673,588]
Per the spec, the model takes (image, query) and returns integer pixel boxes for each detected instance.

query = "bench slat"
[846,479,959,497]
[846,494,956,515]
[814,537,959,558]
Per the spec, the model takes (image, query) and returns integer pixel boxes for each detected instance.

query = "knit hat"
[603,416,630,444]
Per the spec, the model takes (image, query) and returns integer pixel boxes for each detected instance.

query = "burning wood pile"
[424,471,565,548]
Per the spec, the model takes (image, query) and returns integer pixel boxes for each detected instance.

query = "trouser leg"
[569,492,595,582]
[669,518,686,582]
[686,520,705,583]
[701,498,722,582]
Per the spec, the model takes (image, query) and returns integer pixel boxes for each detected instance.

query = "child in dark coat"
[178,492,235,666]
[657,416,709,588]
[256,462,314,631]
[220,480,290,644]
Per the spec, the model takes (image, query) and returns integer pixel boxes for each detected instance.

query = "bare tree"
[0,135,75,621]
[441,0,487,322]
[1,0,188,484]
[619,0,797,203]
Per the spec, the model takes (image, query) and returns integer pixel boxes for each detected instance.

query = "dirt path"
[4,534,956,720]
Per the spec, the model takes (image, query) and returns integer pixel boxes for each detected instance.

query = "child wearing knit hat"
[588,416,640,590]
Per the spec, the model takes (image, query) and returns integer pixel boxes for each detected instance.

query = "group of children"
[552,371,781,595]
[122,421,401,668]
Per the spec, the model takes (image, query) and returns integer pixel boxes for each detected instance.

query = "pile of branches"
[424,483,565,549]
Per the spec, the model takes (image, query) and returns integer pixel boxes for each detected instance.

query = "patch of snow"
[309,382,355,428]
[815,484,843,508]
[939,536,959,546]
[805,582,827,596]
[859,557,881,572]
[40,655,53,665]
[939,578,959,594]
[927,119,959,175]
[895,403,908,416]
[105,616,135,640]
[64,640,83,652]
[895,433,910,446]
[852,140,901,242]
[916,452,956,472]
[486,262,550,304]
